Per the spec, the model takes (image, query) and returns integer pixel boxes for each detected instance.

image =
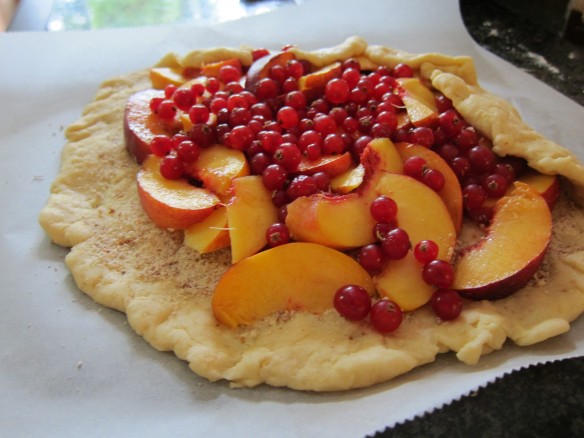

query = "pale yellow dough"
[39,37,584,391]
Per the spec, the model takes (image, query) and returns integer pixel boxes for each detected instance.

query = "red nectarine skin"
[453,182,552,300]
[124,89,181,164]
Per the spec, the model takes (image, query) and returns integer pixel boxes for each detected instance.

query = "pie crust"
[39,37,584,391]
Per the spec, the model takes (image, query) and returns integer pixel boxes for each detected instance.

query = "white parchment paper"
[1,0,583,436]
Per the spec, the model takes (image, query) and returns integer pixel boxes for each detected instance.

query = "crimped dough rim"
[39,37,584,391]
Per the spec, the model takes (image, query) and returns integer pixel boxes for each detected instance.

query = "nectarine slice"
[330,164,365,194]
[298,62,342,100]
[295,152,353,177]
[226,175,279,263]
[360,137,403,178]
[469,169,560,224]
[286,192,375,249]
[212,242,376,328]
[149,67,188,89]
[372,173,457,311]
[395,142,463,231]
[397,78,438,127]
[519,170,560,210]
[184,207,230,253]
[124,89,182,164]
[184,144,250,198]
[453,182,552,300]
[137,155,220,230]
[285,138,404,249]
[201,58,242,78]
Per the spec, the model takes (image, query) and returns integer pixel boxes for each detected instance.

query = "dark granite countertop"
[460,0,583,107]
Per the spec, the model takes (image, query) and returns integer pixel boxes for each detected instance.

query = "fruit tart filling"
[124,41,561,334]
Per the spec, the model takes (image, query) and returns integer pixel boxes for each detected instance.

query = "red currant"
[313,114,337,136]
[357,244,385,273]
[373,222,396,241]
[325,78,350,104]
[370,299,403,333]
[462,184,486,210]
[467,144,496,174]
[322,133,345,155]
[156,99,177,120]
[403,156,428,180]
[273,143,302,171]
[259,130,283,154]
[341,68,361,88]
[370,195,398,223]
[409,127,435,148]
[189,104,210,124]
[255,78,279,100]
[277,106,299,130]
[333,285,372,321]
[483,173,509,198]
[413,240,439,264]
[175,140,200,163]
[285,91,307,111]
[435,94,453,113]
[431,289,463,321]
[422,259,454,288]
[262,164,288,190]
[159,155,184,180]
[228,125,254,151]
[286,59,304,79]
[286,175,317,200]
[438,109,464,137]
[381,228,410,260]
[218,65,241,84]
[189,123,216,147]
[312,171,330,191]
[249,152,271,175]
[265,222,290,247]
[391,63,414,78]
[150,135,173,157]
[422,168,445,192]
[172,88,196,111]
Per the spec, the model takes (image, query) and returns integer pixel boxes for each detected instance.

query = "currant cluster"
[421,105,528,223]
[333,285,403,333]
[355,194,463,323]
[334,283,462,332]
[145,48,524,328]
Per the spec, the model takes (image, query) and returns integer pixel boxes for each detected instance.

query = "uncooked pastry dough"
[39,37,584,391]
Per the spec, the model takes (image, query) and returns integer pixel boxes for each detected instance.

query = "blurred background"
[2,0,582,106]
[1,0,582,38]
[0,0,18,31]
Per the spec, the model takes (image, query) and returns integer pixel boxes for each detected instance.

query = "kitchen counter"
[460,0,583,106]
